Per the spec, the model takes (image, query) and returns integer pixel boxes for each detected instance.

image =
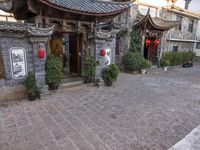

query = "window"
[172,46,178,52]
[188,19,194,33]
[176,15,182,31]
[196,42,200,49]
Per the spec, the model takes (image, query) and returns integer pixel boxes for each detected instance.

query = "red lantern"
[145,39,151,46]
[154,40,159,46]
[100,49,106,57]
[37,48,45,59]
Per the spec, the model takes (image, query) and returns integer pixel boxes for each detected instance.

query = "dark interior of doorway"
[62,33,82,78]
[144,37,158,65]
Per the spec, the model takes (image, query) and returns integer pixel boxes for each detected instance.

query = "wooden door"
[69,34,81,75]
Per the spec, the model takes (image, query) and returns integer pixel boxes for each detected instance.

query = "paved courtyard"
[1,65,200,150]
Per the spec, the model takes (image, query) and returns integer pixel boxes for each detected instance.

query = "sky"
[139,0,200,12]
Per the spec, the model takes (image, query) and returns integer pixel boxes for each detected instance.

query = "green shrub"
[46,55,63,85]
[25,72,40,100]
[162,51,196,66]
[140,59,152,69]
[122,52,144,71]
[161,59,170,67]
[186,51,196,63]
[102,64,119,86]
[129,27,142,53]
[82,56,97,83]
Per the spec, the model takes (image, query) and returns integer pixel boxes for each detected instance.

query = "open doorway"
[144,37,158,65]
[50,32,82,78]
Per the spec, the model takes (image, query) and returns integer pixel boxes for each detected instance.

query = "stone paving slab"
[1,65,200,149]
[169,124,200,150]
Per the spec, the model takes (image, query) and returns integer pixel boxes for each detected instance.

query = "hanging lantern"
[154,39,159,46]
[100,48,106,57]
[145,39,151,46]
[37,48,45,59]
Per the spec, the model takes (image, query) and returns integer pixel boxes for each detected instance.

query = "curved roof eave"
[134,9,180,31]
[38,0,131,17]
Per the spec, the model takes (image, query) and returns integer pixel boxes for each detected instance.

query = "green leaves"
[102,64,119,86]
[25,72,39,97]
[122,52,144,71]
[162,51,196,66]
[129,27,142,53]
[82,56,97,83]
[46,55,63,84]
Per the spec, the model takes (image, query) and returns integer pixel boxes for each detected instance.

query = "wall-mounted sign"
[102,48,111,66]
[10,48,27,79]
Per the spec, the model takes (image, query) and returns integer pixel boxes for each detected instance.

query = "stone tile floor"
[1,65,200,150]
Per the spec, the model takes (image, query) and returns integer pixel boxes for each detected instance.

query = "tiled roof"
[38,0,132,16]
[0,21,27,32]
[134,10,180,30]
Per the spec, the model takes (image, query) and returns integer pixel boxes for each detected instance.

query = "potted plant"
[140,59,151,74]
[82,56,97,83]
[102,64,119,86]
[25,72,40,101]
[161,59,170,71]
[46,55,63,90]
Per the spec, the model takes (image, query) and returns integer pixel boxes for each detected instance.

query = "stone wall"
[160,8,198,53]
[114,4,138,65]
[94,35,116,77]
[0,35,34,87]
[0,32,35,102]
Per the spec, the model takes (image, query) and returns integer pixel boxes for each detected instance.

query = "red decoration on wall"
[37,49,45,59]
[154,40,159,46]
[100,49,106,57]
[145,39,151,46]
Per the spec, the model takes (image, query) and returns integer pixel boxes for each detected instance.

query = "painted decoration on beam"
[10,47,27,79]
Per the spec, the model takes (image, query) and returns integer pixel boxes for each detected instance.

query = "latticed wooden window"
[0,53,5,79]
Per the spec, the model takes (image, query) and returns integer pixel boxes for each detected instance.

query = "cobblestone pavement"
[1,65,200,150]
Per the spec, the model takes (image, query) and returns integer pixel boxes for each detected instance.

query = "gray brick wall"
[0,33,34,87]
[94,35,116,77]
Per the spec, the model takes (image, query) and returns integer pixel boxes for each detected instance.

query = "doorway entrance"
[144,37,158,65]
[50,32,82,78]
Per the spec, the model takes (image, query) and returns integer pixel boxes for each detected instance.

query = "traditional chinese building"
[0,0,131,101]
[133,9,180,63]
[115,0,200,65]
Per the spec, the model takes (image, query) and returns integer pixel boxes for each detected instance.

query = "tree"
[129,26,142,53]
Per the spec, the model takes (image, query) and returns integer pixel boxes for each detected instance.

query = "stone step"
[61,77,82,83]
[40,78,84,99]
[59,80,83,90]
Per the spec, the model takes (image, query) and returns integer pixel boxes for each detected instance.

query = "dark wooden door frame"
[69,33,82,75]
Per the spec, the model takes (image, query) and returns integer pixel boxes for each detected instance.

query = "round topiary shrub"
[102,64,119,86]
[122,52,144,71]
